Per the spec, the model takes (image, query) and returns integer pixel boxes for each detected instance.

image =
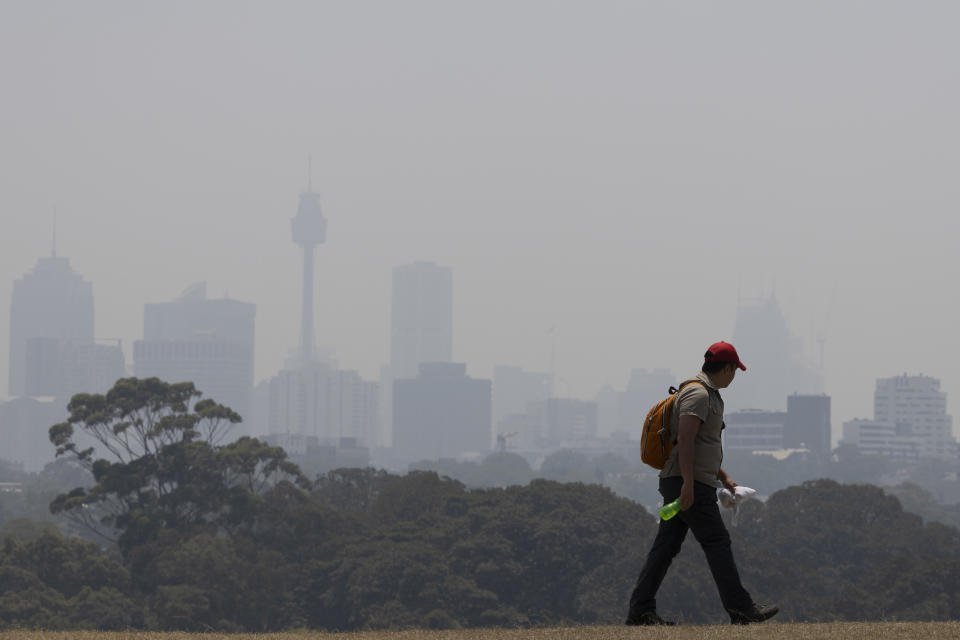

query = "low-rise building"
[840,419,924,459]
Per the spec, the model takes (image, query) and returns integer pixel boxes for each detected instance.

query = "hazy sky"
[2,1,959,441]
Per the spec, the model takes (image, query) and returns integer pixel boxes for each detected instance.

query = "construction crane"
[495,432,518,453]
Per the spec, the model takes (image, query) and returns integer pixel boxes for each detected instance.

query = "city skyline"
[3,2,960,442]
[4,235,951,449]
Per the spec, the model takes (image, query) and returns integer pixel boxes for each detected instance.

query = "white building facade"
[267,362,378,448]
[841,374,956,459]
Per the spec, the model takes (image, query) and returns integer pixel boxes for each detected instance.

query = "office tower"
[9,255,94,396]
[382,261,452,450]
[6,249,123,471]
[493,365,551,431]
[391,262,452,381]
[268,362,331,440]
[545,398,598,443]
[874,374,954,457]
[268,363,378,445]
[841,374,956,459]
[393,363,491,462]
[784,394,831,453]
[134,283,255,427]
[730,296,822,411]
[24,338,124,397]
[330,370,379,447]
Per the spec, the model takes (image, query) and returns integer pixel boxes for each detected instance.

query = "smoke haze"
[2,1,959,439]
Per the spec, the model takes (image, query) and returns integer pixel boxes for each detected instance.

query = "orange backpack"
[640,380,704,470]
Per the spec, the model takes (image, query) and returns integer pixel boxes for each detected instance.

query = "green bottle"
[659,498,682,521]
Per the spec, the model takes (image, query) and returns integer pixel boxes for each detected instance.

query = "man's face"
[713,364,737,388]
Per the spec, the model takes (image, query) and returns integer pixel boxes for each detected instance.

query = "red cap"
[704,341,747,371]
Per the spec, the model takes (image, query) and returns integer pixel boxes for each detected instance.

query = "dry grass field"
[0,623,959,640]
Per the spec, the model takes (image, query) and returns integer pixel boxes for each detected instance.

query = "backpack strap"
[666,379,706,444]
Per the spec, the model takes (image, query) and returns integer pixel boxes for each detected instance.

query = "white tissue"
[716,485,757,526]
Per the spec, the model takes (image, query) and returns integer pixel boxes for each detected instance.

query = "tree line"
[0,377,957,630]
[412,443,960,530]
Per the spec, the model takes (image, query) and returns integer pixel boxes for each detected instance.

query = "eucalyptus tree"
[48,377,307,551]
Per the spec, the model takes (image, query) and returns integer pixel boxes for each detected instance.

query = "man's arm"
[717,467,737,492]
[677,414,701,510]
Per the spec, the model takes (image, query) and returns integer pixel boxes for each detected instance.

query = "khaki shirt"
[659,372,725,488]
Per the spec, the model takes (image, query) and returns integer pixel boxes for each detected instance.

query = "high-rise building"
[267,363,378,446]
[841,374,956,459]
[391,262,452,381]
[330,370,379,447]
[143,284,255,345]
[268,362,329,441]
[9,255,94,396]
[784,394,831,453]
[730,296,822,411]
[875,374,954,457]
[6,250,123,470]
[393,363,490,463]
[380,261,453,450]
[545,398,598,443]
[25,338,124,397]
[493,365,551,435]
[134,283,255,428]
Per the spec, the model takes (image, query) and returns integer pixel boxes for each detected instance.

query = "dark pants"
[627,477,753,619]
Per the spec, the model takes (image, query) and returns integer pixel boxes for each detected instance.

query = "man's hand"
[680,481,695,510]
[718,468,738,493]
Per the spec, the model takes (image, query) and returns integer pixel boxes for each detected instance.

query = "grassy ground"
[1,624,959,640]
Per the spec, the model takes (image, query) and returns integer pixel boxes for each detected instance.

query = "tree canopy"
[48,377,307,552]
[0,377,955,630]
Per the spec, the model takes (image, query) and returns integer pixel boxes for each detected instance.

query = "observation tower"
[290,168,327,364]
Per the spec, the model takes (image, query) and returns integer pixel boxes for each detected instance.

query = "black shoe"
[728,603,779,625]
[625,610,675,626]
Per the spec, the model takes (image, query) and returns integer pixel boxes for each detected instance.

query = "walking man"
[625,341,779,625]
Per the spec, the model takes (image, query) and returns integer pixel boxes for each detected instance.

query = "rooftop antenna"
[52,206,57,257]
[308,154,313,192]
